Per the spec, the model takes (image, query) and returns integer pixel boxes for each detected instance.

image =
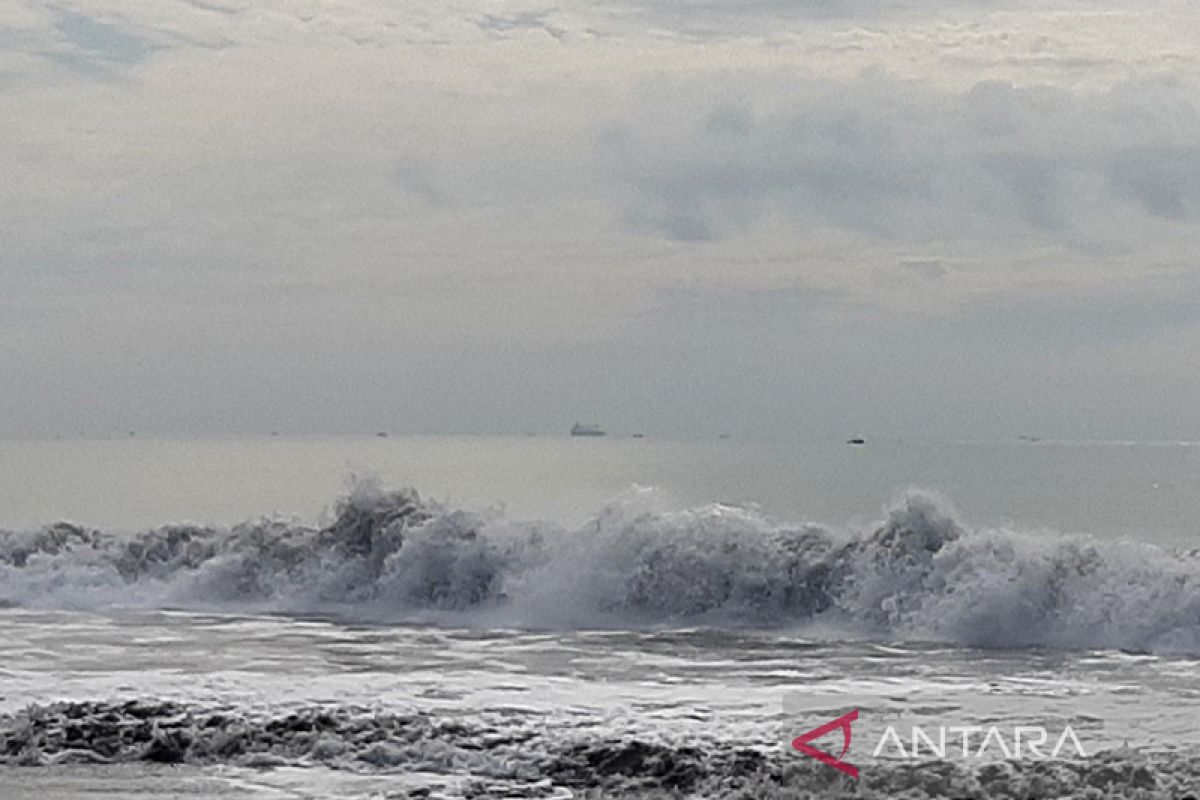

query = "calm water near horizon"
[1,435,1198,544]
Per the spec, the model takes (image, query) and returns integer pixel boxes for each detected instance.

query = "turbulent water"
[5,458,1200,797]
[3,699,1197,798]
[4,481,1200,656]
[4,609,1200,798]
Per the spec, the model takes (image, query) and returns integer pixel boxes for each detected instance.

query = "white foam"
[4,481,1200,655]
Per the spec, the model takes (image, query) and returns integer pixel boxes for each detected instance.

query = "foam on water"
[1,700,1196,798]
[3,481,1200,655]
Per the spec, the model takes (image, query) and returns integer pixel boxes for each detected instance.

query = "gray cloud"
[900,259,947,280]
[43,9,155,77]
[1109,145,1200,220]
[951,276,1200,352]
[600,75,1200,245]
[54,10,151,63]
[3,0,1200,440]
[479,11,567,39]
[595,0,1053,35]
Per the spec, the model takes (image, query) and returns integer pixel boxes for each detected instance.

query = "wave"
[1,699,1192,798]
[3,481,1200,655]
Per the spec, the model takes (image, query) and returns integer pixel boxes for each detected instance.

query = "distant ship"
[846,437,866,445]
[571,422,606,437]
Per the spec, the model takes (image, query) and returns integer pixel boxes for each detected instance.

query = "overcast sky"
[3,0,1200,440]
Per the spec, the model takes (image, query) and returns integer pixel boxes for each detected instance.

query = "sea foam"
[3,481,1200,655]
[1,699,1191,798]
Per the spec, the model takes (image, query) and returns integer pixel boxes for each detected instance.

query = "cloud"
[53,10,152,63]
[1109,145,1200,220]
[598,74,1200,248]
[592,0,1042,37]
[900,259,947,280]
[953,274,1200,351]
[2,0,1200,438]
[41,8,156,78]
[479,11,567,40]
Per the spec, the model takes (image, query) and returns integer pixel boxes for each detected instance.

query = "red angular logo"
[791,709,859,779]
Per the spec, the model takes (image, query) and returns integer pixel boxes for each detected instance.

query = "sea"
[2,435,1200,798]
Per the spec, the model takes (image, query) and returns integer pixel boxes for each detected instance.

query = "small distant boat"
[846,437,866,445]
[631,433,645,439]
[376,431,389,438]
[571,422,606,437]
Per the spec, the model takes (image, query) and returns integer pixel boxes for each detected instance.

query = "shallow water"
[3,611,1200,797]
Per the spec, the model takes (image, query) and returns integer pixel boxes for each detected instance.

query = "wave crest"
[3,482,1200,655]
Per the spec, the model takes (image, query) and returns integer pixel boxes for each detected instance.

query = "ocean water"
[3,435,1200,798]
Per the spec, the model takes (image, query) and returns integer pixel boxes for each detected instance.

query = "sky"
[2,0,1200,440]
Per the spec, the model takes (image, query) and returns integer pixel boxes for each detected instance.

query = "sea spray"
[3,481,1200,655]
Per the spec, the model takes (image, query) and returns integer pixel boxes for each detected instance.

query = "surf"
[3,480,1200,656]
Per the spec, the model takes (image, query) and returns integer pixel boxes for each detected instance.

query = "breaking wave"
[4,481,1200,655]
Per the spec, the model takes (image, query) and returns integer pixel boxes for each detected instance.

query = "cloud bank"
[2,0,1200,439]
